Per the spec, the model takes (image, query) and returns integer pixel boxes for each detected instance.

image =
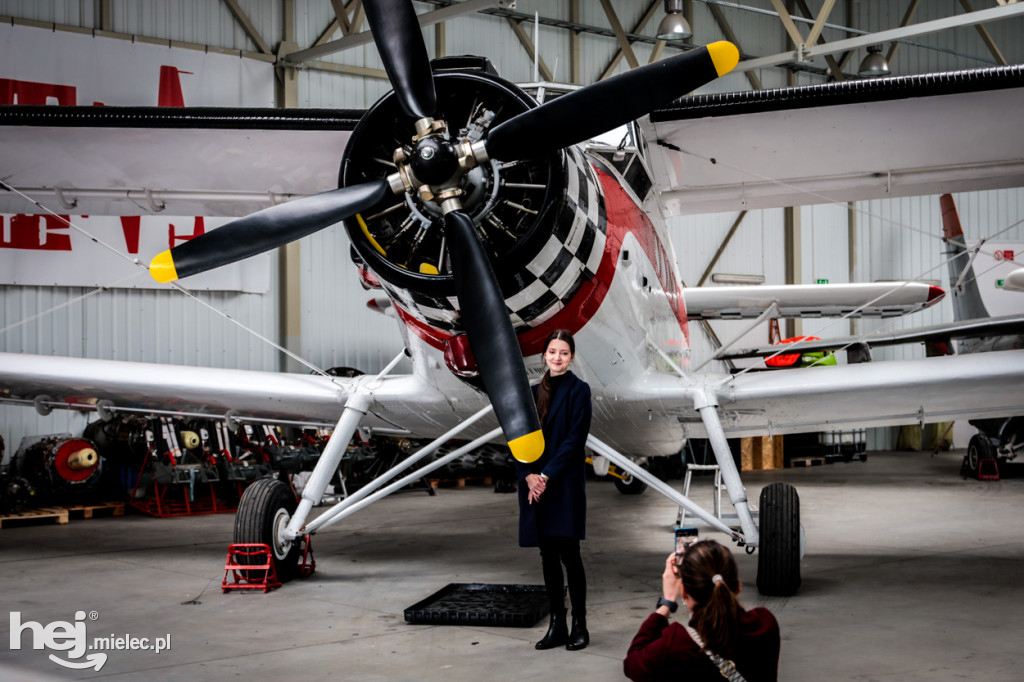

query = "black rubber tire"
[966,433,995,478]
[614,465,649,495]
[757,482,801,596]
[234,478,301,582]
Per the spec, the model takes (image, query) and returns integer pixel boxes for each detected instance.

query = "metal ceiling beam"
[804,0,836,48]
[707,2,762,90]
[598,0,661,80]
[794,0,845,81]
[735,3,1024,73]
[599,0,640,71]
[221,0,272,55]
[283,0,497,65]
[959,0,1008,66]
[885,0,921,67]
[506,16,553,82]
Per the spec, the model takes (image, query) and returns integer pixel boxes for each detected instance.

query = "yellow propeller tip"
[707,41,740,77]
[149,250,179,283]
[509,430,545,464]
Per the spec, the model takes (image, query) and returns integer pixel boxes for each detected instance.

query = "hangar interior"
[1,0,1022,453]
[1,2,1024,681]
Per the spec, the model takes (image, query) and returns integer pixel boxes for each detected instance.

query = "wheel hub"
[272,508,293,560]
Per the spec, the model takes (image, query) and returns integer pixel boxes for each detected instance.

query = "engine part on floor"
[11,434,103,503]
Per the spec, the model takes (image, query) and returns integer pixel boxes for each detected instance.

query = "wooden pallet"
[789,456,826,468]
[0,506,69,528]
[427,476,494,489]
[65,502,126,520]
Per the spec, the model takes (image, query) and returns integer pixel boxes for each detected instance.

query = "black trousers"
[539,536,586,616]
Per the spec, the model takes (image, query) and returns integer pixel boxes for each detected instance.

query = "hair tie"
[711,574,724,584]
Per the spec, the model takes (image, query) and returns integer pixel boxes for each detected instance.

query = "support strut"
[694,389,759,547]
[587,435,742,542]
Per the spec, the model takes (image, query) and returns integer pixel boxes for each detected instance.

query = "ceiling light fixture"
[656,0,693,41]
[857,45,891,78]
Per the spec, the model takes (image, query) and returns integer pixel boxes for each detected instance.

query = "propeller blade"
[445,210,544,464]
[485,41,739,162]
[150,179,391,283]
[364,0,437,120]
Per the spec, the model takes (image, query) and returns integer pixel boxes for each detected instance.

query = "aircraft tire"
[234,478,301,582]
[756,482,801,596]
[966,433,995,478]
[614,466,648,495]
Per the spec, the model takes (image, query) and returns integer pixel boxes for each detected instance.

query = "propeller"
[363,0,436,120]
[445,210,543,462]
[149,0,740,464]
[484,41,739,162]
[150,180,391,283]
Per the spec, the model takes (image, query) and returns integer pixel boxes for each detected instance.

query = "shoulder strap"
[683,624,747,682]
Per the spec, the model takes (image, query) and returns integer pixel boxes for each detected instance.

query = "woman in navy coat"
[517,329,593,651]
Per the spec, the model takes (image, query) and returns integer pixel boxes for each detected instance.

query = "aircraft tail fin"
[940,194,989,321]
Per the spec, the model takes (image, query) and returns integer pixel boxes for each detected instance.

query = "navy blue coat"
[516,371,593,547]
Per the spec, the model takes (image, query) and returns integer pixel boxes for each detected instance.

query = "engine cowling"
[341,61,607,360]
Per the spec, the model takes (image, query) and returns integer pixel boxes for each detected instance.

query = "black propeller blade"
[444,210,544,463]
[363,0,436,120]
[485,41,739,162]
[150,179,391,282]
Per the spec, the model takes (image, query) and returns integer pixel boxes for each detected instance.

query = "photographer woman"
[624,540,780,681]
[517,329,593,651]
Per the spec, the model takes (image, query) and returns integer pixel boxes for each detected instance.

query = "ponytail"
[680,540,742,655]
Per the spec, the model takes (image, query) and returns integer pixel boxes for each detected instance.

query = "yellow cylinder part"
[180,431,201,450]
[66,448,99,470]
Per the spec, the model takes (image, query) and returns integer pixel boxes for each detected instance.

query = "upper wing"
[0,352,492,438]
[644,66,1024,216]
[683,282,942,320]
[0,106,361,217]
[628,350,1024,438]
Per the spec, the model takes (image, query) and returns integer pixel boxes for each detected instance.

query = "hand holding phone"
[674,527,699,566]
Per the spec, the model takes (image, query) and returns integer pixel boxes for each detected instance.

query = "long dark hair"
[536,329,575,423]
[680,540,742,656]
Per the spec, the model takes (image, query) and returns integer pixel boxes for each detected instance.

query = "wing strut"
[586,434,743,543]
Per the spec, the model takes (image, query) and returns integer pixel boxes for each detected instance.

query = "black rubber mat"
[404,583,549,627]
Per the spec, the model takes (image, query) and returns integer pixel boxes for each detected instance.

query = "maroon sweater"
[624,608,780,682]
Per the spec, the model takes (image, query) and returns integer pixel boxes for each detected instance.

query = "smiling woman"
[516,329,594,652]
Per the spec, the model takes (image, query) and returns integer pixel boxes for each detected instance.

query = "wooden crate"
[741,435,784,471]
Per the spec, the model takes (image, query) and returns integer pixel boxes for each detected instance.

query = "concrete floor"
[2,449,1023,681]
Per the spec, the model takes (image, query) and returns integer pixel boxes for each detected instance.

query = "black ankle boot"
[566,615,589,651]
[535,609,568,650]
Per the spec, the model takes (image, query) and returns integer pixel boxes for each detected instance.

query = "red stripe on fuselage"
[391,162,689,354]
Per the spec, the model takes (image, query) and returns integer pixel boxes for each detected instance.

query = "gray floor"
[2,449,1023,681]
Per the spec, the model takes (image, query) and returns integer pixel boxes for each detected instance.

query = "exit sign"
[997,279,1005,288]
[816,278,829,284]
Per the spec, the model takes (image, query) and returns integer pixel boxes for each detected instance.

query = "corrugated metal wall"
[1,0,1023,454]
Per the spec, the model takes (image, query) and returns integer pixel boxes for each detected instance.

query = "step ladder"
[676,441,724,526]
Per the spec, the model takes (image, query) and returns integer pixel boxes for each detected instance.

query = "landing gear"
[965,433,995,479]
[614,464,649,495]
[234,479,301,582]
[756,482,802,596]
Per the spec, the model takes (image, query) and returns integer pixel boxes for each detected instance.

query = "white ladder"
[675,450,724,527]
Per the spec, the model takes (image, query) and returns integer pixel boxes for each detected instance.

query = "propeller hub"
[410,136,460,186]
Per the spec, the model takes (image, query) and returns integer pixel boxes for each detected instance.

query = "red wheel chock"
[222,543,282,593]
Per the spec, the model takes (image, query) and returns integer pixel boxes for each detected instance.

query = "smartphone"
[674,527,699,565]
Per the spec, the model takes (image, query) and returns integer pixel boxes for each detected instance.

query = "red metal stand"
[222,544,282,593]
[978,458,1000,481]
[298,535,316,578]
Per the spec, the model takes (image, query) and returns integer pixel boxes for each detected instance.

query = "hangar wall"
[1,0,1022,454]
